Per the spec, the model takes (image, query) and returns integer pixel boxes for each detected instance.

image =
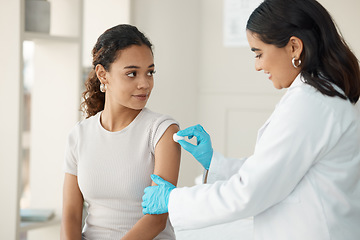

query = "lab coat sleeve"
[168,87,341,230]
[206,151,247,183]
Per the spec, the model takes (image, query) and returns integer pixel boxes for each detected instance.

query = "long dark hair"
[80,24,153,118]
[246,0,360,104]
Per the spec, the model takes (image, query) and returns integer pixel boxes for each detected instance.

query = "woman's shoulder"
[142,108,180,153]
[68,112,100,135]
[140,108,179,142]
[141,108,178,124]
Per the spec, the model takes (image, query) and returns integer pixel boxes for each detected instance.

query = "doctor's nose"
[255,61,262,71]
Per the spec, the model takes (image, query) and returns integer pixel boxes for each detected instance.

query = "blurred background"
[1,0,359,239]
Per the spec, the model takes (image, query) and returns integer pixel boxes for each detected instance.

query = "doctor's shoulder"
[268,84,356,146]
[283,79,353,116]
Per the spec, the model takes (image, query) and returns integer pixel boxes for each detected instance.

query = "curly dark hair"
[80,24,153,118]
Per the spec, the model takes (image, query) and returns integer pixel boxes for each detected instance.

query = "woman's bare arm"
[121,124,181,240]
[60,173,84,240]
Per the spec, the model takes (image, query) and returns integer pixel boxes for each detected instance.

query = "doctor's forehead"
[246,31,263,49]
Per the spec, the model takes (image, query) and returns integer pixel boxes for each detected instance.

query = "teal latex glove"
[142,174,176,215]
[176,124,213,170]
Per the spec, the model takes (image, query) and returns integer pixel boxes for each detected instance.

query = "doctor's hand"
[177,124,213,170]
[142,174,176,215]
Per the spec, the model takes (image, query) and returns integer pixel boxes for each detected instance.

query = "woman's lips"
[133,94,148,101]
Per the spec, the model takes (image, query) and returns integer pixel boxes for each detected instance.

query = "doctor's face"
[246,30,300,89]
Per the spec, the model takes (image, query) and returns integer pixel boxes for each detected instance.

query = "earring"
[100,83,106,93]
[292,57,302,68]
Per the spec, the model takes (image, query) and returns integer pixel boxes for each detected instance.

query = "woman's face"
[104,44,155,111]
[246,30,301,89]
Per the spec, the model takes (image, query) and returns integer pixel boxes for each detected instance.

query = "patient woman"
[60,24,181,240]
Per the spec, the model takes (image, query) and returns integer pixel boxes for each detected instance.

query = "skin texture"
[60,174,83,240]
[246,30,303,89]
[60,44,181,240]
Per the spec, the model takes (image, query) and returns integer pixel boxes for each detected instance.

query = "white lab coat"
[168,75,360,240]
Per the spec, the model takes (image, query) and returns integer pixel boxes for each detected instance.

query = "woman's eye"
[147,70,156,77]
[255,54,262,59]
[127,72,136,77]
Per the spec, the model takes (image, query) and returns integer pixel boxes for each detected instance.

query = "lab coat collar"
[288,74,304,89]
[289,73,346,96]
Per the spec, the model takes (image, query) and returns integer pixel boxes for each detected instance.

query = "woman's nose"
[137,77,150,89]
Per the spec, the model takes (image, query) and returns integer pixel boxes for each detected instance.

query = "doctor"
[142,0,360,239]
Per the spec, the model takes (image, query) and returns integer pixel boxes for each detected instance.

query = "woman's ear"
[95,64,108,84]
[289,36,303,59]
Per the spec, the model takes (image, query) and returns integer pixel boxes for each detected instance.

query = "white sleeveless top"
[64,108,178,240]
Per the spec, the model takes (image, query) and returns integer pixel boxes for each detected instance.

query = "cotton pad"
[173,133,185,142]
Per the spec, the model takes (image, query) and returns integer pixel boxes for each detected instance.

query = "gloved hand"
[142,174,176,215]
[176,124,213,170]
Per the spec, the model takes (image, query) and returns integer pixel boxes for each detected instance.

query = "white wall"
[198,0,284,159]
[131,0,203,187]
[83,0,131,67]
[318,0,360,56]
[0,1,22,239]
[28,42,81,240]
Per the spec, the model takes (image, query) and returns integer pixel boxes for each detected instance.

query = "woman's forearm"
[60,214,83,240]
[121,214,168,240]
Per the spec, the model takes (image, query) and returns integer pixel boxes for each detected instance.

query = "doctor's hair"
[80,24,153,118]
[246,0,360,104]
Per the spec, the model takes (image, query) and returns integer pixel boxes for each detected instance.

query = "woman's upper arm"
[61,173,84,239]
[153,124,181,186]
[62,173,84,217]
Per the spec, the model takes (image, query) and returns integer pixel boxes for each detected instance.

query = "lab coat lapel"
[256,74,303,143]
[256,114,272,143]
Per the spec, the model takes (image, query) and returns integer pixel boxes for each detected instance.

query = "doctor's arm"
[122,124,181,240]
[167,92,334,230]
[206,152,247,183]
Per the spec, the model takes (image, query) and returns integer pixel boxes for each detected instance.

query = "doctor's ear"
[289,36,303,58]
[95,64,108,84]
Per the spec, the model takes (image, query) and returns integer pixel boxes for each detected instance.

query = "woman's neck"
[100,106,142,132]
